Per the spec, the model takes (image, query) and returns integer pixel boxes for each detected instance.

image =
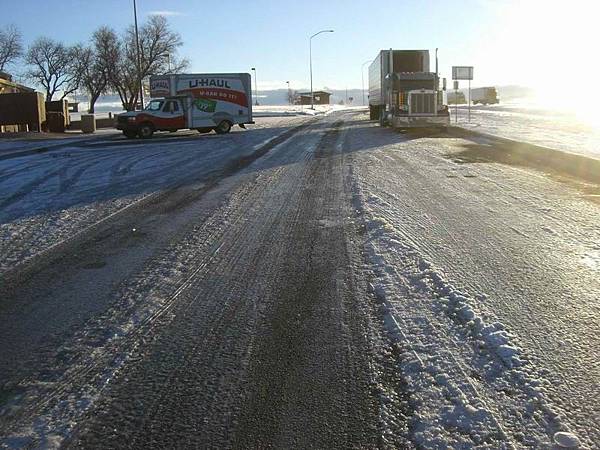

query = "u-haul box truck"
[117,73,254,138]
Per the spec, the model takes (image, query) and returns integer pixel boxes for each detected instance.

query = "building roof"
[0,73,35,94]
[297,90,331,96]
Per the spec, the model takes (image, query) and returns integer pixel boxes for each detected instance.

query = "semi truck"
[368,49,449,128]
[471,87,499,105]
[117,73,254,138]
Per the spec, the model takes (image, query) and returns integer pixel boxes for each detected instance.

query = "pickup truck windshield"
[145,100,164,111]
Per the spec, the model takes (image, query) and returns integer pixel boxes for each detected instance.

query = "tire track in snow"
[0,118,313,277]
[0,120,322,448]
[346,114,597,447]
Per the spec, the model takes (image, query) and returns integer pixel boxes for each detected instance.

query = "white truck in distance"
[368,49,449,129]
[117,73,254,138]
[471,86,499,105]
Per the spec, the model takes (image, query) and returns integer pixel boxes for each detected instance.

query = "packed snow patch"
[355,180,583,447]
[553,431,581,448]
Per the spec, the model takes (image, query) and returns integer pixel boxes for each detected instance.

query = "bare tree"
[288,89,297,105]
[109,15,188,111]
[25,37,85,101]
[80,27,121,113]
[108,36,141,112]
[0,24,23,72]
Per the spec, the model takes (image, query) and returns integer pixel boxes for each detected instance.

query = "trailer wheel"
[215,121,232,135]
[123,130,137,139]
[138,123,154,139]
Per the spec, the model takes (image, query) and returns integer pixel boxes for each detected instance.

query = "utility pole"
[286,81,291,104]
[133,0,143,109]
[468,78,471,123]
[435,48,438,116]
[251,67,259,106]
[309,29,334,110]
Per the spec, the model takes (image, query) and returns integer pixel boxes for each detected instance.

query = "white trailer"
[471,87,499,105]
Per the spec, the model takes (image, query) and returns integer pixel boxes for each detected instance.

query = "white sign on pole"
[452,66,474,123]
[452,66,473,80]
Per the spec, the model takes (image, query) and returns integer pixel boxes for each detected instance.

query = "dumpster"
[46,111,66,132]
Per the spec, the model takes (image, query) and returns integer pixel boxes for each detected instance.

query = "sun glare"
[477,0,600,128]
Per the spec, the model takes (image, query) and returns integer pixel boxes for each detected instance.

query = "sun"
[477,0,600,128]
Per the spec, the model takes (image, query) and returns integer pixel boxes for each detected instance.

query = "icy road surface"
[0,117,311,273]
[0,111,598,448]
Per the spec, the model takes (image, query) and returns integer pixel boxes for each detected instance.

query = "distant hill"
[453,85,535,100]
[245,88,368,106]
[495,85,535,100]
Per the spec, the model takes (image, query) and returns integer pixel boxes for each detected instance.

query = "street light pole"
[361,60,371,107]
[133,0,143,109]
[251,67,259,106]
[309,29,334,110]
[286,81,290,104]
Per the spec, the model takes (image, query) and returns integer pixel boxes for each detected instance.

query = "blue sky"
[2,0,598,94]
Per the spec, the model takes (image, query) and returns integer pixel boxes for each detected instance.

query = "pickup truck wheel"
[138,123,154,139]
[215,121,232,135]
[123,130,137,139]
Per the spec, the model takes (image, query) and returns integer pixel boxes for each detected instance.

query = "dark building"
[294,90,331,105]
[0,72,42,133]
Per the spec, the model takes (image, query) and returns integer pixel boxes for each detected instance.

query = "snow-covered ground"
[452,99,600,160]
[345,113,599,447]
[0,116,310,273]
[0,129,119,157]
[1,111,597,448]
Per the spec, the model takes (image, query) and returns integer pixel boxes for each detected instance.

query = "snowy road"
[346,117,600,447]
[1,111,598,448]
[0,117,311,273]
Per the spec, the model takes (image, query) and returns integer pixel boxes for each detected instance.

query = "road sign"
[452,66,474,123]
[452,66,473,80]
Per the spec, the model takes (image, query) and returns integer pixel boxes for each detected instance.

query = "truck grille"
[410,93,435,115]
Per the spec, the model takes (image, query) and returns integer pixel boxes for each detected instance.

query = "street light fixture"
[309,29,334,110]
[251,67,259,106]
[361,60,371,107]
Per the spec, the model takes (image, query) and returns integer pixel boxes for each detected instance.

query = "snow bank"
[453,104,600,161]
[357,181,583,447]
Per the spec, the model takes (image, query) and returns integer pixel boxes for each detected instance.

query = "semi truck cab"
[386,72,449,128]
[368,50,449,129]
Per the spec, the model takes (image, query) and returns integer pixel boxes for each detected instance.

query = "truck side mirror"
[443,78,447,91]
